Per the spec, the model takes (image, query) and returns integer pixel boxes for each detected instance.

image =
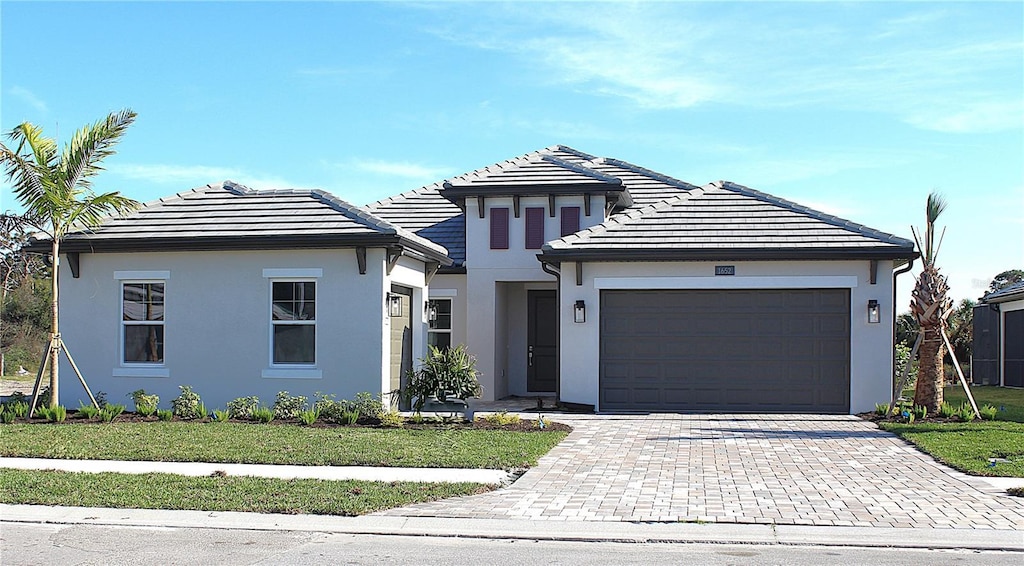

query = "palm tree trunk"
[913,326,945,412]
[48,239,60,408]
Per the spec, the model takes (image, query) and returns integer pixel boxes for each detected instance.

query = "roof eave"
[439,182,626,203]
[538,247,920,263]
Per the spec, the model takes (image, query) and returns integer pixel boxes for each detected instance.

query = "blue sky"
[2,1,1021,311]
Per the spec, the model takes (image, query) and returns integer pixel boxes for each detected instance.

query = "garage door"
[600,289,850,413]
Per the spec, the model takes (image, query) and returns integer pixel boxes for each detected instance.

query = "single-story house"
[972,281,1024,387]
[44,145,916,413]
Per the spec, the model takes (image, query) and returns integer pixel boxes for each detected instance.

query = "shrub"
[77,401,100,420]
[874,403,890,416]
[7,401,29,418]
[156,409,174,421]
[1,405,14,424]
[128,389,159,416]
[312,393,343,423]
[340,410,359,425]
[212,409,230,423]
[99,404,125,423]
[171,386,203,420]
[272,391,307,420]
[353,392,383,420]
[378,409,403,428]
[913,405,927,420]
[938,402,957,419]
[958,403,976,422]
[196,403,209,420]
[298,408,320,426]
[38,405,67,422]
[402,345,482,413]
[251,406,275,423]
[483,411,521,426]
[227,396,261,420]
[980,404,999,421]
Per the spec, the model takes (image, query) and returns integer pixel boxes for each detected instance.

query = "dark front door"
[527,290,557,393]
[1005,310,1024,388]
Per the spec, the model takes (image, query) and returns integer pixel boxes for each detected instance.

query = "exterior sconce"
[574,300,586,324]
[867,299,880,324]
[387,293,403,317]
[427,301,438,322]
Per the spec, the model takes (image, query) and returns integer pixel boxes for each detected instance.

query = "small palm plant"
[0,110,139,410]
[402,344,483,413]
[909,192,952,413]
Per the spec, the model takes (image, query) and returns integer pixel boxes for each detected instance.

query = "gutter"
[892,257,916,400]
[539,259,562,406]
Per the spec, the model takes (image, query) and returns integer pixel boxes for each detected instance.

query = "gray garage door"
[600,289,850,413]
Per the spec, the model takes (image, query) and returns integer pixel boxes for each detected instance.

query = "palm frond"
[0,124,60,224]
[63,192,140,235]
[58,109,137,195]
[925,192,947,224]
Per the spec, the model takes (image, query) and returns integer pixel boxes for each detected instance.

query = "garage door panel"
[600,289,850,413]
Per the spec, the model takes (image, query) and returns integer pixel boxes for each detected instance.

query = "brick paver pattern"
[379,414,1024,529]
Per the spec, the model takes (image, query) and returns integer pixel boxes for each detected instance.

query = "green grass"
[881,386,1024,477]
[0,469,490,515]
[0,422,567,469]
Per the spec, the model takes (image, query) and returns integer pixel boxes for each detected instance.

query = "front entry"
[527,290,557,393]
[389,285,413,410]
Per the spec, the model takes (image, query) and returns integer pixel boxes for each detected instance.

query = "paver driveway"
[380,414,1024,529]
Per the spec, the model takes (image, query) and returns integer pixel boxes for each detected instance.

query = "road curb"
[3,504,1021,552]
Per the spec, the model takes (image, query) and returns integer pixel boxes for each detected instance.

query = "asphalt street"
[2,523,1019,566]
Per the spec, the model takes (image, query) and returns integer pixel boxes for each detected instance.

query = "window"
[427,299,452,350]
[122,282,165,364]
[272,281,316,364]
[525,207,545,249]
[560,206,580,237]
[490,208,509,249]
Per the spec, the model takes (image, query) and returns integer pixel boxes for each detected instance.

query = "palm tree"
[0,109,139,408]
[909,192,952,412]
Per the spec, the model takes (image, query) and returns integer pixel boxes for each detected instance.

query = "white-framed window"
[427,298,452,350]
[121,281,165,364]
[271,280,316,365]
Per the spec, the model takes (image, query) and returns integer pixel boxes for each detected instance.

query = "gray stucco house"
[47,145,916,413]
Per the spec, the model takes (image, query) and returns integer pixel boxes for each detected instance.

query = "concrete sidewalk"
[0,457,511,485]
[2,504,1022,552]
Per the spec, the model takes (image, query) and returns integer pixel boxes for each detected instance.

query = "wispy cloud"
[109,163,318,192]
[9,86,47,113]
[333,158,453,180]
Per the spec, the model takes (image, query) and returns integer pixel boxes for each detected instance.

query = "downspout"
[892,257,915,398]
[540,260,561,405]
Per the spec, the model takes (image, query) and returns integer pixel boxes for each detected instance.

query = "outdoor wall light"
[867,299,880,324]
[387,293,403,317]
[574,300,586,324]
[427,302,438,322]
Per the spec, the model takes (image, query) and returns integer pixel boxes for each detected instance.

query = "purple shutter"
[490,208,509,249]
[560,206,580,237]
[525,207,545,249]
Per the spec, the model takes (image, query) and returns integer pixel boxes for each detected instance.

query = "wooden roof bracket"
[513,195,521,218]
[549,194,557,217]
[869,259,878,285]
[386,247,403,275]
[67,252,81,279]
[575,262,583,286]
[477,196,486,218]
[425,261,441,285]
[356,247,367,275]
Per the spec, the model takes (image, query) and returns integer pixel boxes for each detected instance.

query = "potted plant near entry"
[402,344,482,419]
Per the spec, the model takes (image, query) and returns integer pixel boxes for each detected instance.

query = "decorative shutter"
[525,207,545,249]
[490,208,509,249]
[560,206,580,237]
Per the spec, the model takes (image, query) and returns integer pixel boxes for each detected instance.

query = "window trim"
[267,278,319,370]
[119,279,167,368]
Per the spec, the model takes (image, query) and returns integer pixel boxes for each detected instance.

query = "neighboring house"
[46,145,916,413]
[972,281,1024,387]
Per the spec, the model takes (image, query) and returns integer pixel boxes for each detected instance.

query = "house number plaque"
[715,265,735,276]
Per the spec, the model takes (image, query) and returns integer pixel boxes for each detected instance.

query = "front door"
[527,290,557,393]
[389,286,413,409]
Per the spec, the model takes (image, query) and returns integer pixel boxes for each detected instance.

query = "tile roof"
[541,180,917,260]
[981,280,1024,303]
[55,182,450,262]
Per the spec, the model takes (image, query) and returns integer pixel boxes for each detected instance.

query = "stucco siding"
[56,248,400,411]
[559,260,895,414]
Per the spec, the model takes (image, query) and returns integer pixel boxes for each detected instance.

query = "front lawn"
[0,469,490,515]
[879,386,1024,477]
[0,421,568,470]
